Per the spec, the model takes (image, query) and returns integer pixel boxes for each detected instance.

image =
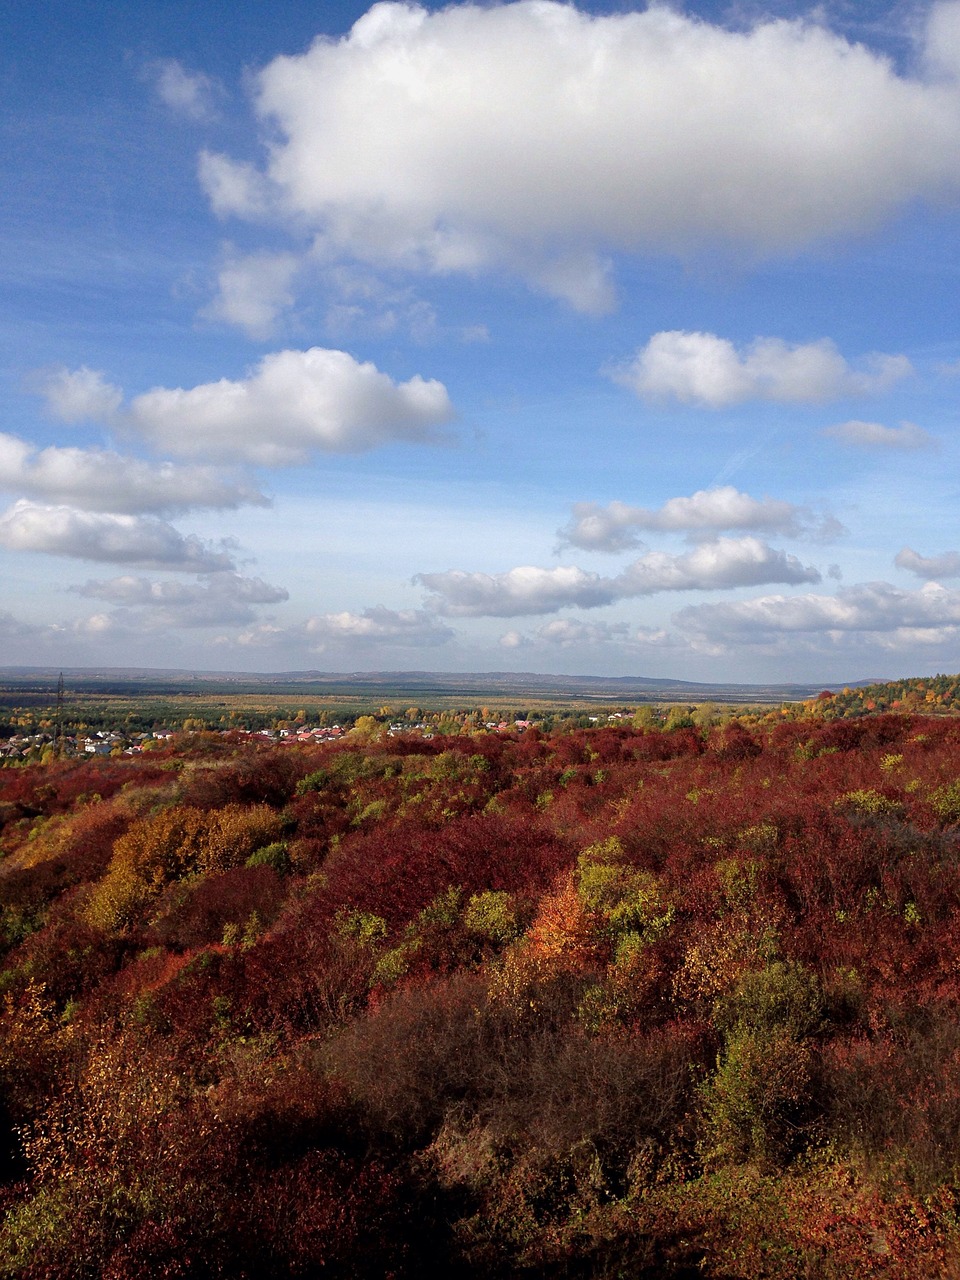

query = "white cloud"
[0,500,236,572]
[557,486,835,552]
[822,419,935,449]
[499,629,527,650]
[535,618,631,647]
[39,366,123,424]
[895,546,960,580]
[147,59,222,122]
[675,580,960,639]
[198,150,272,219]
[234,605,453,651]
[305,605,454,647]
[127,347,454,465]
[0,432,267,515]
[200,2,960,306]
[610,332,911,408]
[417,536,820,616]
[618,538,820,596]
[926,1,960,80]
[204,249,300,339]
[417,565,613,617]
[72,573,288,628]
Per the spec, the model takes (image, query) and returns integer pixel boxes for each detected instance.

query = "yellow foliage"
[85,803,282,931]
[526,870,593,963]
[489,871,593,1012]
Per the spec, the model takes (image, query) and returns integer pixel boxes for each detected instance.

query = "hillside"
[2,710,960,1276]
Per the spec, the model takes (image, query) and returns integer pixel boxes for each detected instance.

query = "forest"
[3,698,960,1276]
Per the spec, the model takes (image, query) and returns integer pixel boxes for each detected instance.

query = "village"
[0,712,621,762]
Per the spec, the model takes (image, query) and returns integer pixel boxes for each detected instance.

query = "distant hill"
[0,666,881,704]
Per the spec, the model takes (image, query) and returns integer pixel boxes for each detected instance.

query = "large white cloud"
[200,1,960,307]
[127,347,454,464]
[73,573,288,627]
[609,332,911,408]
[675,580,960,639]
[0,433,267,515]
[417,536,820,616]
[418,565,614,617]
[0,501,236,572]
[557,486,837,553]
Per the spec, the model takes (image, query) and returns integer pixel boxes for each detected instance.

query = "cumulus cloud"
[418,565,613,617]
[534,618,631,647]
[203,250,300,339]
[418,537,820,616]
[72,573,288,628]
[822,419,935,449]
[895,546,960,580]
[199,2,960,306]
[0,433,267,515]
[557,486,837,552]
[675,580,960,641]
[609,332,911,408]
[126,347,454,465]
[618,539,820,596]
[0,501,236,572]
[38,366,123,424]
[147,59,222,122]
[305,605,454,647]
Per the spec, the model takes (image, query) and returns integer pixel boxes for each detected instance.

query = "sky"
[1,0,959,683]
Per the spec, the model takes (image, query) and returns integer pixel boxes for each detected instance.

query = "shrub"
[85,804,282,931]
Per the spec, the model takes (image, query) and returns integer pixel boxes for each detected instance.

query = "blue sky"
[1,0,959,681]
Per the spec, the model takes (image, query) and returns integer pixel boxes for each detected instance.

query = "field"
[2,697,960,1276]
[0,667,846,739]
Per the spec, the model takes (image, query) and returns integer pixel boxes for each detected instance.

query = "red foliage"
[318,811,573,927]
[9,710,960,1276]
[146,865,285,951]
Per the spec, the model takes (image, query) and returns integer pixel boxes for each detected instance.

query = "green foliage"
[244,840,290,873]
[930,780,960,824]
[837,788,904,818]
[335,909,389,947]
[577,837,674,945]
[701,962,823,1169]
[295,767,329,795]
[463,891,518,945]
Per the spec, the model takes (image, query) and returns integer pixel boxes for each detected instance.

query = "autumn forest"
[4,694,960,1276]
